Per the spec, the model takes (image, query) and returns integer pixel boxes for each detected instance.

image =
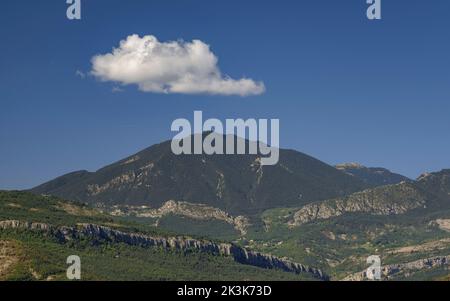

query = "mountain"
[276,169,450,227]
[335,163,410,187]
[31,134,368,215]
[288,181,429,227]
[253,169,450,280]
[416,169,450,202]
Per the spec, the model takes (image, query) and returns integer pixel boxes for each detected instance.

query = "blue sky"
[1,0,450,189]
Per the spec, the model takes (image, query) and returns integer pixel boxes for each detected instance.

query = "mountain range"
[2,134,450,280]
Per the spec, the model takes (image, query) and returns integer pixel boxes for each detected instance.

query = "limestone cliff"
[107,201,250,235]
[289,182,427,226]
[0,220,328,280]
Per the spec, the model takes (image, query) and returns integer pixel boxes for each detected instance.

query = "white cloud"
[91,34,265,96]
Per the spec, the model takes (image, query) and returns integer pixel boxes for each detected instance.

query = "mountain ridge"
[31,134,369,215]
[265,169,450,228]
[335,163,410,187]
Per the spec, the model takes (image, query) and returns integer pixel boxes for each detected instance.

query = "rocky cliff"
[289,182,428,226]
[107,200,250,235]
[0,220,328,280]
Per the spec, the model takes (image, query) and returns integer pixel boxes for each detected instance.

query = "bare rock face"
[107,201,250,236]
[0,220,51,231]
[289,182,428,226]
[0,220,328,280]
[432,219,450,232]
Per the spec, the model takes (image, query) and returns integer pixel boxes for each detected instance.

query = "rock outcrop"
[289,182,427,226]
[0,220,328,280]
[433,219,450,232]
[107,201,250,235]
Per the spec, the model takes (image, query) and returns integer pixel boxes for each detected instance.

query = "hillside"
[0,190,323,281]
[249,169,450,280]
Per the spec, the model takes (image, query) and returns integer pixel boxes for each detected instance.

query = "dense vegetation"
[0,230,314,281]
[0,190,315,281]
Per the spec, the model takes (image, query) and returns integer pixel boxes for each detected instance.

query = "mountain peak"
[31,136,368,215]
